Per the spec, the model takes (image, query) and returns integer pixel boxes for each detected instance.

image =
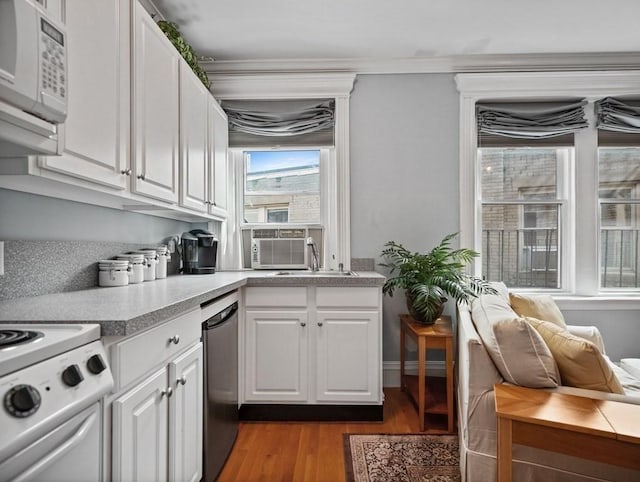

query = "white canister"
[133,249,158,281]
[116,253,145,284]
[98,259,130,287]
[155,245,170,279]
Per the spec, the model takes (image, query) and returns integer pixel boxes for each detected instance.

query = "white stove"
[0,324,114,481]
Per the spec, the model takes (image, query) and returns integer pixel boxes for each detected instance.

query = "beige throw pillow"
[510,293,567,329]
[526,317,624,394]
[471,294,560,388]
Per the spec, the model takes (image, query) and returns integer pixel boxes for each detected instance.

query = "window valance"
[222,99,335,147]
[476,100,588,142]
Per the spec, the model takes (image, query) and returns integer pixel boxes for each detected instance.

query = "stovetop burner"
[0,330,43,348]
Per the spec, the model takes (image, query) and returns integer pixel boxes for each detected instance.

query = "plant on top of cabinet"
[157,21,210,88]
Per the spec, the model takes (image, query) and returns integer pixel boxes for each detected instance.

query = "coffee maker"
[181,229,218,274]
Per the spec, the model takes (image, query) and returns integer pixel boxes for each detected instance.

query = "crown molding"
[209,72,356,100]
[201,52,640,76]
[455,70,640,98]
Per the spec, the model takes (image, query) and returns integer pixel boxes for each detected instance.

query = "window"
[457,71,640,296]
[214,73,355,271]
[599,147,640,288]
[243,149,321,224]
[479,147,568,288]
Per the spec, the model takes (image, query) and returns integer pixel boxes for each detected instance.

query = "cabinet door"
[131,1,179,203]
[168,343,203,482]
[38,0,129,189]
[245,310,308,402]
[209,98,228,213]
[315,311,380,402]
[112,367,169,482]
[179,65,208,212]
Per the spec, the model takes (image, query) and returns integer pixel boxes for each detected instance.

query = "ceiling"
[152,0,640,72]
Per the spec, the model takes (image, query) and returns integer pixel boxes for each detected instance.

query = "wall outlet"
[0,241,4,276]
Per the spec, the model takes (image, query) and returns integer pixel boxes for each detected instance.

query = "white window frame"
[456,70,640,300]
[211,73,356,271]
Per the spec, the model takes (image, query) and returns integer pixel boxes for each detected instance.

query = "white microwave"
[0,0,68,124]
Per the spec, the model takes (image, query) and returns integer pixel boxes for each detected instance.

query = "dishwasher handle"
[203,302,238,330]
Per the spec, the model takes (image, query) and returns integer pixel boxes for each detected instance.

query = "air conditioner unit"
[250,228,308,269]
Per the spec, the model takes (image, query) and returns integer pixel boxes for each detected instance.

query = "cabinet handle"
[137,174,145,180]
[121,168,132,175]
[300,322,306,327]
[317,322,323,327]
[160,387,173,398]
[177,376,187,386]
[168,335,180,345]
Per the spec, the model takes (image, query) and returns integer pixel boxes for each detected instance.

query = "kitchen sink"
[271,270,359,277]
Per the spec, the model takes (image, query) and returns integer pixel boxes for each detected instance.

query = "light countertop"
[0,270,384,336]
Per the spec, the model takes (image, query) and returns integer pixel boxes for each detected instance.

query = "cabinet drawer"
[245,287,307,308]
[316,287,380,309]
[112,308,201,390]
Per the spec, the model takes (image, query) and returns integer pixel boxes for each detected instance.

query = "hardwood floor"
[217,388,453,482]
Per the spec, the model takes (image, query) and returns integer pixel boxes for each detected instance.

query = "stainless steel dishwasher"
[201,292,239,481]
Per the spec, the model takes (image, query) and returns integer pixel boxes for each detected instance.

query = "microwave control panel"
[40,18,66,100]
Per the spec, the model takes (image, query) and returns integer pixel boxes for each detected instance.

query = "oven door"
[0,402,102,482]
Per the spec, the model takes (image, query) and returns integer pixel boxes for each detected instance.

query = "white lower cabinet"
[245,310,308,401]
[316,311,379,402]
[109,308,203,482]
[113,367,169,481]
[113,342,203,482]
[243,286,382,404]
[168,344,203,482]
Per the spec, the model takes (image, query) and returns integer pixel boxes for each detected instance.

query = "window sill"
[551,295,640,311]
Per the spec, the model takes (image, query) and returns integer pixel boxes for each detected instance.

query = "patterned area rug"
[343,434,460,482]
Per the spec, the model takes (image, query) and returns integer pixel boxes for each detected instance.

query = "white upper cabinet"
[131,1,180,204]
[38,0,130,190]
[1,0,228,222]
[209,98,228,214]
[179,65,209,212]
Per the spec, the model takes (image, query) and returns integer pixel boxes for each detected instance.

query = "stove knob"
[4,384,41,417]
[86,354,107,374]
[62,364,84,387]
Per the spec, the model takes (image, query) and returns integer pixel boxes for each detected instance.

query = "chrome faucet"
[306,237,320,272]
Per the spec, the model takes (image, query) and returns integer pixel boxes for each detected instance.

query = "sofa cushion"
[610,358,640,398]
[509,293,567,328]
[471,294,560,388]
[487,281,510,304]
[526,317,624,394]
[621,358,640,379]
[566,325,607,355]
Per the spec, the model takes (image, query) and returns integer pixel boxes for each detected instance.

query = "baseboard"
[383,360,447,388]
[239,403,384,421]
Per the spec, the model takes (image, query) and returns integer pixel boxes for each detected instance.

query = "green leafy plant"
[380,233,495,324]
[157,20,210,88]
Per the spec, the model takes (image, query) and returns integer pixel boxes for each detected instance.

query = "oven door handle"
[12,411,98,482]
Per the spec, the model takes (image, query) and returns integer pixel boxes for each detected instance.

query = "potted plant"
[380,233,495,324]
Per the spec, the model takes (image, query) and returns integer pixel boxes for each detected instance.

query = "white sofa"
[457,289,640,482]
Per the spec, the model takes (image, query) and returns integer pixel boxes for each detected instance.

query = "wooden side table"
[494,384,640,482]
[400,314,454,432]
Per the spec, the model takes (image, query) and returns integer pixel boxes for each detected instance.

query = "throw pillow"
[526,317,624,394]
[509,293,567,329]
[471,294,560,388]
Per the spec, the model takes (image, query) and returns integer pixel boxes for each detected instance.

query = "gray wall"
[349,73,640,365]
[0,188,195,299]
[0,188,192,242]
[350,73,460,362]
